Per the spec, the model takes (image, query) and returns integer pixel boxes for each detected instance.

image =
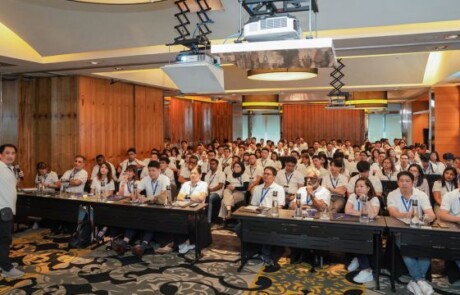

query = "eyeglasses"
[306,177,318,181]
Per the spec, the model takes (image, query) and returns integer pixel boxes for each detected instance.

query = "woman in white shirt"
[432,167,458,213]
[176,166,208,254]
[219,162,249,220]
[345,177,380,283]
[408,164,430,196]
[270,152,283,171]
[376,157,398,181]
[34,162,59,190]
[118,165,139,199]
[429,151,446,175]
[90,162,116,197]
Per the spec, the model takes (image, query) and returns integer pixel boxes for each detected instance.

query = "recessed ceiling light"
[114,67,124,71]
[89,61,100,65]
[435,45,448,50]
[444,34,459,40]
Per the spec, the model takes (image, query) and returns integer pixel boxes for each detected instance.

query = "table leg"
[390,232,396,292]
[237,222,246,272]
[374,233,381,290]
[193,212,201,264]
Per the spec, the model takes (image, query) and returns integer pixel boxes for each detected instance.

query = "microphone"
[14,164,23,179]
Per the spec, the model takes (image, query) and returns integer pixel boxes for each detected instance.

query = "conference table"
[233,208,387,289]
[15,191,208,261]
[385,217,460,292]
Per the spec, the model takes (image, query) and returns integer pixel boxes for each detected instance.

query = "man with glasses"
[178,155,198,184]
[275,157,305,207]
[290,169,330,211]
[58,155,88,194]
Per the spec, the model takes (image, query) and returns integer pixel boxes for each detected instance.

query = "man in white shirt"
[420,154,440,175]
[178,155,198,184]
[118,148,145,177]
[324,142,336,161]
[256,148,275,169]
[204,159,226,223]
[321,159,348,213]
[91,154,117,182]
[221,147,233,172]
[387,171,436,295]
[159,156,176,188]
[275,157,305,206]
[370,152,386,175]
[59,155,88,194]
[290,168,331,210]
[245,154,263,193]
[140,152,160,179]
[311,155,329,179]
[396,154,411,172]
[0,144,25,278]
[347,161,382,197]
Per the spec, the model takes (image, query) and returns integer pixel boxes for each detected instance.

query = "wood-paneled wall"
[169,98,193,145]
[434,86,460,157]
[282,104,365,145]
[0,80,19,145]
[211,102,233,142]
[411,100,429,145]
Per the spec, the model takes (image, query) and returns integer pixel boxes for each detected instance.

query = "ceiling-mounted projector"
[243,15,302,42]
[161,52,225,94]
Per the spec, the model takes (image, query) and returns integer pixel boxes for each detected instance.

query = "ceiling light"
[89,61,100,65]
[71,0,164,4]
[444,34,459,40]
[114,67,124,71]
[248,68,318,81]
[435,45,448,50]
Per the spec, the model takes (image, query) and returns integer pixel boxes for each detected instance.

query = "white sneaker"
[353,269,374,283]
[417,280,434,295]
[178,243,193,254]
[347,257,359,272]
[407,280,423,295]
[1,267,24,279]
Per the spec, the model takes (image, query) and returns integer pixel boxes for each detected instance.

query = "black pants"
[0,219,13,272]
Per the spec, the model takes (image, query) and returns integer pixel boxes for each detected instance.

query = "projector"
[243,15,302,42]
[162,52,224,94]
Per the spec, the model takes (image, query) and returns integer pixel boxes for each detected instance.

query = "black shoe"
[105,240,113,251]
[263,263,280,273]
[112,239,128,255]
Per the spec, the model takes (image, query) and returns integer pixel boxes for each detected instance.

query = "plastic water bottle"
[410,200,421,228]
[359,195,370,223]
[165,185,172,207]
[294,193,302,219]
[271,191,279,217]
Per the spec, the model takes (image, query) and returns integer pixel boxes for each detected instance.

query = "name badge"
[284,185,289,188]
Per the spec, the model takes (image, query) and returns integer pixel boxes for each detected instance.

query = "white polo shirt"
[91,161,117,181]
[35,171,59,185]
[251,182,285,207]
[347,193,380,211]
[275,169,305,195]
[440,189,460,216]
[376,170,398,181]
[295,163,311,177]
[204,170,226,197]
[179,181,208,202]
[244,165,263,183]
[179,166,191,179]
[226,173,250,190]
[432,180,456,199]
[161,168,176,186]
[296,185,331,207]
[61,168,88,194]
[321,173,348,193]
[0,161,18,214]
[347,174,383,194]
[120,179,139,197]
[256,158,276,169]
[91,178,116,193]
[137,174,170,197]
[387,188,432,215]
[119,159,144,175]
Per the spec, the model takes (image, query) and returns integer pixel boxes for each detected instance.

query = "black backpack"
[69,205,94,248]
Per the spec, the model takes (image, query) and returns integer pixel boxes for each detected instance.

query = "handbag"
[0,207,13,222]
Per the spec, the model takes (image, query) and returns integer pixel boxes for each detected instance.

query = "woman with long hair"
[432,167,458,212]
[377,157,398,181]
[408,164,429,196]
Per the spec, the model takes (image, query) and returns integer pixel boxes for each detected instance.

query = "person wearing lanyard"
[0,144,25,278]
[221,147,233,172]
[57,155,88,194]
[178,155,198,184]
[219,162,249,221]
[176,166,208,254]
[204,159,226,224]
[275,157,304,207]
[438,177,460,276]
[34,162,59,189]
[245,154,263,194]
[90,154,117,182]
[117,148,145,179]
[432,167,458,215]
[376,157,398,181]
[347,161,383,197]
[420,154,440,175]
[322,159,348,213]
[387,171,436,295]
[117,165,139,199]
[256,148,275,169]
[345,177,380,283]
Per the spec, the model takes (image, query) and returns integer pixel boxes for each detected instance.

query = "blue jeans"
[207,193,222,223]
[125,229,154,244]
[396,238,430,281]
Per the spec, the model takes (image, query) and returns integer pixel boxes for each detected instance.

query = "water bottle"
[271,191,279,217]
[359,195,370,223]
[165,185,172,207]
[133,183,138,199]
[294,193,302,219]
[410,200,421,228]
[101,180,106,200]
[320,204,330,220]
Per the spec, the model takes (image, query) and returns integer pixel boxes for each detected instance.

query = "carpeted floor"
[2,228,460,294]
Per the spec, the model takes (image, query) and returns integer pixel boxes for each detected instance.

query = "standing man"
[0,144,24,278]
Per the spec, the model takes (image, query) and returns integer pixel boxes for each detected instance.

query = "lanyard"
[209,172,217,185]
[285,172,293,185]
[189,182,199,195]
[260,187,271,203]
[357,198,361,210]
[237,176,243,186]
[401,196,413,212]
[446,182,454,192]
[70,169,79,180]
[261,160,267,167]
[39,174,47,183]
[127,180,134,193]
[151,180,158,195]
[250,167,256,178]
[386,172,393,181]
[329,175,339,189]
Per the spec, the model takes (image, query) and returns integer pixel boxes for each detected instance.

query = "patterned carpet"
[2,228,460,294]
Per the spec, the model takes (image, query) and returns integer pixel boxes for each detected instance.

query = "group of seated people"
[26,136,460,295]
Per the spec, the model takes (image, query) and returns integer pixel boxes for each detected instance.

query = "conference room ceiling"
[1,0,460,100]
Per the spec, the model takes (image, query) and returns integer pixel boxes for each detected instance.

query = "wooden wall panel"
[169,98,193,145]
[211,102,233,142]
[282,104,365,145]
[0,80,19,145]
[411,100,429,145]
[17,79,35,186]
[135,85,164,159]
[192,101,212,144]
[434,86,460,157]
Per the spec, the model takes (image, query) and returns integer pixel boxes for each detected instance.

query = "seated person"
[420,153,440,175]
[159,156,176,190]
[118,165,139,199]
[396,154,411,172]
[387,171,436,295]
[289,168,330,210]
[244,154,263,194]
[204,159,226,223]
[117,148,145,177]
[321,159,348,213]
[376,157,398,181]
[178,155,198,184]
[408,164,430,196]
[345,177,380,283]
[347,161,382,197]
[437,176,460,275]
[34,162,59,189]
[176,166,208,254]
[57,155,88,194]
[432,167,458,214]
[276,156,305,206]
[219,161,249,221]
[140,152,160,179]
[113,161,170,257]
[91,154,117,182]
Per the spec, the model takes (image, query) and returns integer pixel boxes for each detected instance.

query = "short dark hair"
[148,160,160,169]
[356,161,371,173]
[0,144,17,153]
[75,155,86,162]
[127,148,136,154]
[331,158,343,168]
[285,156,297,165]
[264,166,277,177]
[96,154,105,160]
[159,156,170,164]
[209,158,219,165]
[36,162,48,170]
[397,171,414,182]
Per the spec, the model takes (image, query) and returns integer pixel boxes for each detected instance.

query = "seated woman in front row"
[219,161,249,221]
[345,177,380,283]
[175,166,208,254]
